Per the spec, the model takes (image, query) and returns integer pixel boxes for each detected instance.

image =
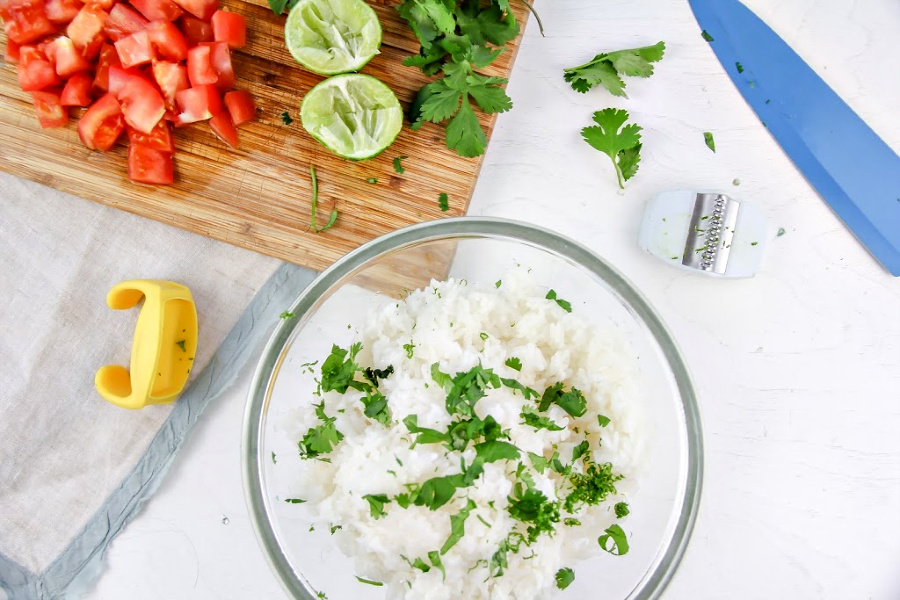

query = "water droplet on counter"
[221,515,229,525]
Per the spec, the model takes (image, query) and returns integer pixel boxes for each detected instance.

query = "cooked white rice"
[284,269,646,599]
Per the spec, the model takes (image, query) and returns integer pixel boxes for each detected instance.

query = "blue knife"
[688,0,900,275]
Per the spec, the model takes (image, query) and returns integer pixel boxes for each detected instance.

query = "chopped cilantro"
[427,550,446,579]
[361,389,392,425]
[480,331,489,341]
[365,177,378,184]
[355,577,383,586]
[563,517,581,526]
[271,451,277,464]
[563,41,665,96]
[545,289,573,312]
[438,192,449,212]
[319,343,365,394]
[597,414,611,427]
[538,382,587,417]
[563,462,623,512]
[506,488,560,543]
[298,402,344,459]
[403,341,415,358]
[527,451,549,474]
[284,498,306,504]
[363,494,391,519]
[520,406,564,431]
[555,567,575,590]
[572,440,590,462]
[615,501,630,518]
[701,29,714,42]
[362,365,394,388]
[440,498,476,554]
[404,414,450,446]
[598,523,630,555]
[777,227,785,237]
[330,524,342,534]
[393,155,408,174]
[308,165,337,233]
[505,356,521,371]
[280,111,293,125]
[494,279,501,288]
[735,61,744,73]
[704,131,716,152]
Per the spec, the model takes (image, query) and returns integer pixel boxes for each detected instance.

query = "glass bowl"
[242,217,703,600]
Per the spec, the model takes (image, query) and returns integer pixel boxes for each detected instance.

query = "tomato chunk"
[4,38,21,63]
[77,92,124,150]
[186,43,216,86]
[104,3,148,41]
[51,36,92,77]
[127,119,174,152]
[208,109,237,148]
[84,0,114,11]
[175,83,219,123]
[1,0,56,44]
[145,20,187,61]
[171,0,214,21]
[66,5,108,59]
[44,0,83,23]
[115,30,154,68]
[202,41,233,92]
[223,89,254,126]
[151,59,188,110]
[31,90,69,128]
[129,0,183,22]
[211,10,244,48]
[178,15,211,45]
[17,46,60,91]
[116,70,166,133]
[60,71,94,105]
[92,41,120,91]
[128,142,173,184]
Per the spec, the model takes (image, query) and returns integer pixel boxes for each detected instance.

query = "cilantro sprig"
[564,41,665,96]
[398,0,519,157]
[581,109,643,189]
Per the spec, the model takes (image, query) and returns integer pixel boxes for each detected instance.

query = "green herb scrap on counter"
[398,0,522,157]
[581,109,643,189]
[564,41,666,97]
[308,165,338,233]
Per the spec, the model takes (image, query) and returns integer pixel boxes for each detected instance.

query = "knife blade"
[688,0,900,275]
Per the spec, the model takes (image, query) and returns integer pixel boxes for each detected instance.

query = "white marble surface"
[77,0,900,598]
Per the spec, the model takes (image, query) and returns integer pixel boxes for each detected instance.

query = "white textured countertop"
[81,1,900,598]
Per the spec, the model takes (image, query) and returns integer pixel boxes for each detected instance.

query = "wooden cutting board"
[0,0,528,274]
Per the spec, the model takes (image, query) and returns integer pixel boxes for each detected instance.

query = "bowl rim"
[242,216,703,600]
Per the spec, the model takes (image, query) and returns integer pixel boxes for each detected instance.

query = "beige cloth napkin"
[0,172,313,598]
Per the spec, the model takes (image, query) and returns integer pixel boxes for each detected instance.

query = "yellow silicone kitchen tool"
[95,280,198,410]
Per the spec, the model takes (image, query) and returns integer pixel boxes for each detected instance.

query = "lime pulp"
[285,0,382,76]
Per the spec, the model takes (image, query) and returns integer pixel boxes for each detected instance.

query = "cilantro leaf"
[298,402,344,459]
[499,377,539,399]
[466,75,512,114]
[505,357,522,371]
[445,97,486,158]
[418,80,463,124]
[440,498,476,554]
[598,523,630,555]
[521,406,564,431]
[555,567,575,590]
[393,155,408,174]
[564,42,665,96]
[572,440,590,462]
[319,343,365,393]
[564,462,623,512]
[581,108,643,189]
[430,363,453,389]
[597,414,611,427]
[412,474,467,510]
[362,365,394,388]
[404,414,450,446]
[284,498,305,504]
[527,451,549,474]
[361,389,391,425]
[355,577,383,587]
[456,2,519,47]
[615,501,630,518]
[363,494,391,519]
[439,192,449,212]
[538,382,587,417]
[427,550,446,579]
[507,487,560,543]
[617,142,642,182]
[704,131,716,152]
[545,289,572,312]
[474,439,520,463]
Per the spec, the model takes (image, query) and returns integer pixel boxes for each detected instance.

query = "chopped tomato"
[17,46,60,91]
[60,71,93,105]
[92,41,119,91]
[208,109,237,148]
[127,119,174,152]
[129,0,182,23]
[175,83,219,123]
[4,38,21,63]
[178,15,211,45]
[211,10,244,48]
[151,59,188,110]
[202,40,233,92]
[66,5,108,59]
[44,0,82,23]
[36,35,55,62]
[223,89,254,126]
[1,0,56,44]
[171,0,214,21]
[128,142,173,184]
[84,0,114,11]
[116,70,166,133]
[115,30,154,68]
[107,64,146,94]
[31,90,69,128]
[145,20,186,61]
[51,36,92,77]
[77,91,124,150]
[186,43,215,86]
[104,3,148,41]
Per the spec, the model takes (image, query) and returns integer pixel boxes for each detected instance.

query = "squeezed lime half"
[300,74,402,160]
[285,0,382,75]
